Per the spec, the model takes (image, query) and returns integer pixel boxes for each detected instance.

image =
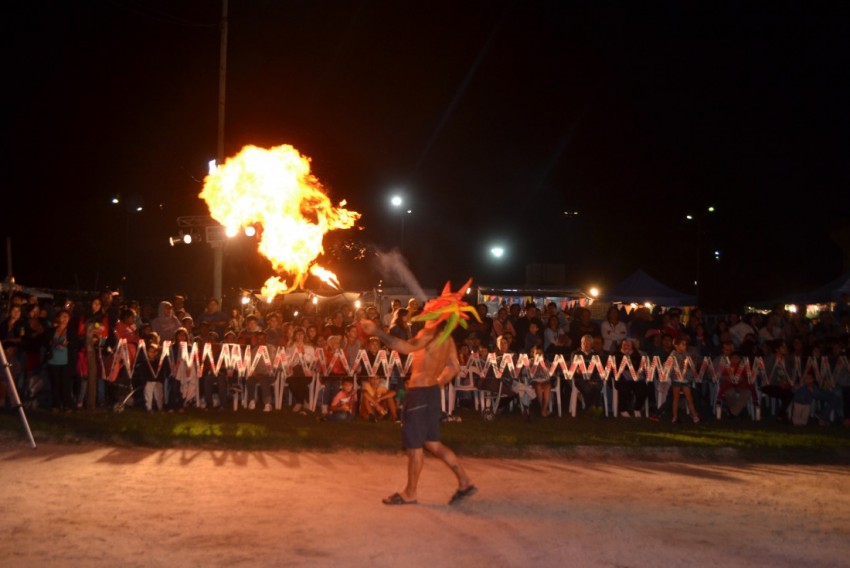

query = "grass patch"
[1,406,848,462]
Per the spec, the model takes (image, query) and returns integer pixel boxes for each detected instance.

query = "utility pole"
[212,0,228,302]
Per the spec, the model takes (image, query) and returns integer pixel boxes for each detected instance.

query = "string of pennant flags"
[103,339,849,389]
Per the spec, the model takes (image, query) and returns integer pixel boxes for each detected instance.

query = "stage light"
[225,226,238,238]
[245,226,256,237]
[183,233,192,245]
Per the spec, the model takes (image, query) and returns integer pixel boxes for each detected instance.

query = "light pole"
[390,195,411,253]
[213,0,229,303]
[685,206,715,305]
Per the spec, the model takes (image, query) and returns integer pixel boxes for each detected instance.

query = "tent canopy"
[751,271,850,307]
[787,271,850,304]
[602,270,696,307]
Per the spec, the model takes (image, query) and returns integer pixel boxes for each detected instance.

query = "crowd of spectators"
[1,288,848,428]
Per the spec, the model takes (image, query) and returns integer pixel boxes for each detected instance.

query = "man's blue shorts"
[402,385,441,449]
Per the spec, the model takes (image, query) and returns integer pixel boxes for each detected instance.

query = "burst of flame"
[200,144,360,296]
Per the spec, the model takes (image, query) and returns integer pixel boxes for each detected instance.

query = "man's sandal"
[382,492,417,505]
[448,485,478,505]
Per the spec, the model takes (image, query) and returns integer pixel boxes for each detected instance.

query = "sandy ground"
[0,443,848,568]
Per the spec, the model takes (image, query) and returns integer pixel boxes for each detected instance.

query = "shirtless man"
[362,301,477,506]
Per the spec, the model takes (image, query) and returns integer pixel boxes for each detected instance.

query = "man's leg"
[402,448,425,500]
[424,441,473,491]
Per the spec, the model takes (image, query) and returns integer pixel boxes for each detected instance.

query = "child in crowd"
[360,374,398,423]
[667,336,700,424]
[136,337,168,412]
[716,351,759,419]
[326,377,357,421]
[792,369,839,426]
[528,344,553,417]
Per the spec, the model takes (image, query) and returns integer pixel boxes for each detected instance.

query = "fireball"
[200,144,360,296]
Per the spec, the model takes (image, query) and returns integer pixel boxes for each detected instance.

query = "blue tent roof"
[603,270,696,306]
[778,271,850,305]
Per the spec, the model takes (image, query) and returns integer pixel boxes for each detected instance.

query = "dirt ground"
[1,442,848,568]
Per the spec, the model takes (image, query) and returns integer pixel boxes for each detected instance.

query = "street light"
[390,194,411,252]
[685,206,716,304]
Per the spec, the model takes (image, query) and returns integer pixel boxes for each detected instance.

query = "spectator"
[326,377,357,421]
[716,352,759,419]
[730,314,756,348]
[527,344,551,417]
[201,331,229,411]
[792,368,840,426]
[136,337,168,412]
[760,340,794,422]
[197,298,228,338]
[46,309,75,412]
[360,372,398,422]
[543,315,562,352]
[613,338,649,418]
[381,298,402,329]
[514,304,544,352]
[600,306,627,353]
[172,294,189,322]
[569,308,599,348]
[151,301,180,342]
[666,336,700,424]
[388,308,411,341]
[522,321,543,354]
[491,307,517,348]
[571,334,604,414]
[227,307,244,334]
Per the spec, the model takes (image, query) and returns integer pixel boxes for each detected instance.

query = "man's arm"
[360,320,428,354]
[435,340,460,386]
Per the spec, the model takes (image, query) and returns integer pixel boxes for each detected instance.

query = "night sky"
[4,0,849,310]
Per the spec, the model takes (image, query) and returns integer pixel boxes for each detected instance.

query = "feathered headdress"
[411,278,482,344]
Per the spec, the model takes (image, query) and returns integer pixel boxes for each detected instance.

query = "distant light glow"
[354,300,361,309]
[707,206,716,213]
[208,159,217,174]
[490,246,505,258]
[136,206,143,212]
[244,226,256,237]
[182,233,192,244]
[111,197,119,204]
[312,297,318,305]
[686,214,694,220]
[225,226,238,238]
[390,195,403,207]
[589,287,600,298]
[240,296,250,305]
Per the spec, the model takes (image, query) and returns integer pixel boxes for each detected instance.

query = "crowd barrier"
[3,338,845,417]
[105,338,849,388]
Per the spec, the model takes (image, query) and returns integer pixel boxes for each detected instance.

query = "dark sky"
[3,0,849,310]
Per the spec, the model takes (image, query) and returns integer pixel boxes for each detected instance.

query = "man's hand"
[361,320,378,335]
